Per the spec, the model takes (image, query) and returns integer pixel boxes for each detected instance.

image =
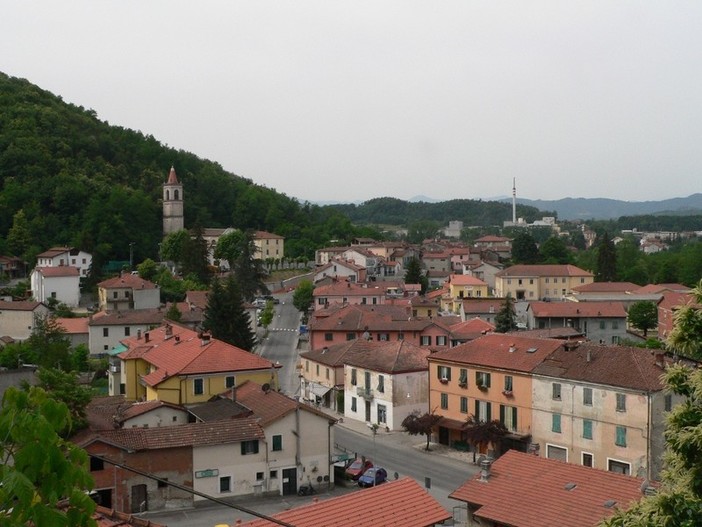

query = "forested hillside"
[0,72,376,270]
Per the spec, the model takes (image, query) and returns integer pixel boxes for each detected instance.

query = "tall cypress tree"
[494,294,518,333]
[595,231,617,282]
[202,276,256,351]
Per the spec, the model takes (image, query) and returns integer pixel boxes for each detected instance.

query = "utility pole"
[129,242,135,270]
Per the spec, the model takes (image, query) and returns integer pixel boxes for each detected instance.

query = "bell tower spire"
[163,166,184,236]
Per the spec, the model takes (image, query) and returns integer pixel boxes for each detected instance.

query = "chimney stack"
[145,332,150,343]
[479,458,492,483]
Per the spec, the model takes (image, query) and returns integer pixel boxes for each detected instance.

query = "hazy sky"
[2,2,701,204]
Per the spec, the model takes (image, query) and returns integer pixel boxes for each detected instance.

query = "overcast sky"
[2,2,701,204]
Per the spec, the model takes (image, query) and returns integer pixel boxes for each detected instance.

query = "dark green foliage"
[401,411,443,451]
[404,257,427,294]
[511,232,540,264]
[259,300,275,329]
[627,300,658,337]
[203,276,256,351]
[539,236,571,264]
[180,225,211,284]
[292,280,314,314]
[494,295,518,333]
[407,220,440,244]
[595,231,617,282]
[165,302,182,323]
[32,368,93,433]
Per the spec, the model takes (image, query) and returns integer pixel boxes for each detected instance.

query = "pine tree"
[494,294,518,333]
[203,276,256,351]
[404,257,428,294]
[595,231,617,282]
[511,232,540,264]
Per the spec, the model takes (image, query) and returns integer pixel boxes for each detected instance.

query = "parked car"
[357,467,388,488]
[345,458,373,481]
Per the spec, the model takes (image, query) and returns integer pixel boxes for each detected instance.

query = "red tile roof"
[449,450,648,527]
[253,230,283,240]
[118,323,276,387]
[528,301,627,318]
[340,340,431,374]
[239,477,450,527]
[461,298,505,314]
[0,300,44,311]
[55,317,89,334]
[448,274,488,287]
[635,283,691,294]
[449,317,495,339]
[429,333,564,373]
[496,264,593,278]
[314,281,385,297]
[98,274,158,290]
[310,304,441,333]
[36,246,72,258]
[79,416,264,451]
[35,266,80,277]
[532,343,674,391]
[571,281,639,293]
[87,309,165,326]
[166,166,179,184]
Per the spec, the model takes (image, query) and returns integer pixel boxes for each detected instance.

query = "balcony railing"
[356,387,374,399]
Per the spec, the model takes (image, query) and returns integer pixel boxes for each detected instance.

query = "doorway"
[282,468,297,496]
[130,484,147,513]
[365,400,371,422]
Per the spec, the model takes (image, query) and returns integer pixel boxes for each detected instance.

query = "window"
[475,400,491,422]
[346,333,356,341]
[420,335,431,346]
[460,396,468,413]
[270,470,278,479]
[476,371,491,388]
[316,364,320,376]
[124,327,130,336]
[113,292,118,299]
[103,328,109,337]
[225,376,235,388]
[664,394,673,412]
[552,383,562,400]
[365,371,371,389]
[583,419,593,440]
[397,332,404,341]
[458,368,468,387]
[582,453,593,467]
[436,336,447,346]
[377,404,387,424]
[440,393,448,409]
[241,440,259,455]
[612,320,619,329]
[351,369,357,386]
[583,387,593,406]
[90,456,104,471]
[158,478,168,488]
[378,333,389,341]
[272,435,282,451]
[219,476,231,493]
[546,445,568,462]
[608,459,630,475]
[377,375,385,393]
[552,413,562,433]
[256,472,265,481]
[351,397,357,412]
[124,291,130,298]
[438,366,451,381]
[616,393,626,412]
[599,320,605,330]
[504,376,513,392]
[326,368,330,380]
[500,405,518,431]
[615,426,627,447]
[193,378,204,395]
[324,333,333,341]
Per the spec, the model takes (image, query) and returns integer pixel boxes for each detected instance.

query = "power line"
[90,454,295,527]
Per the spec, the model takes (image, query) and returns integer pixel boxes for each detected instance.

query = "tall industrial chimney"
[512,177,517,224]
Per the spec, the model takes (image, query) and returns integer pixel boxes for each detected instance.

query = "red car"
[344,458,373,481]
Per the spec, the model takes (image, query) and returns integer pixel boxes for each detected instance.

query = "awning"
[437,417,468,431]
[308,382,332,398]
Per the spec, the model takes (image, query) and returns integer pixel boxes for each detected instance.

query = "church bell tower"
[163,166,184,236]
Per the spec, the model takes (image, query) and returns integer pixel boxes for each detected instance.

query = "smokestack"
[512,178,517,224]
[479,459,492,482]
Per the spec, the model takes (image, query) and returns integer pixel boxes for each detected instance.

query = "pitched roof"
[35,266,80,277]
[166,166,179,185]
[240,477,450,527]
[88,308,166,326]
[449,318,495,339]
[429,333,564,373]
[314,281,385,297]
[461,298,505,314]
[98,274,158,290]
[571,281,640,293]
[449,450,648,527]
[635,283,691,294]
[449,274,488,287]
[528,301,627,318]
[496,264,593,278]
[118,323,276,387]
[0,300,44,312]
[532,343,674,391]
[310,304,438,333]
[36,246,72,258]
[341,340,431,374]
[55,317,89,334]
[253,230,283,240]
[79,416,264,451]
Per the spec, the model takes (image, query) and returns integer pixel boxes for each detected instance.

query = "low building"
[253,230,285,260]
[30,266,81,307]
[36,246,92,278]
[97,273,160,311]
[239,477,451,527]
[449,450,650,527]
[495,264,594,301]
[0,300,49,341]
[89,309,165,356]
[55,316,89,348]
[526,301,629,344]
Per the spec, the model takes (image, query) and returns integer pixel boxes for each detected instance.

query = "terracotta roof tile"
[98,274,158,290]
[240,477,450,527]
[87,309,165,326]
[0,300,44,311]
[496,264,593,278]
[429,333,564,373]
[449,317,495,339]
[528,301,627,318]
[35,266,80,277]
[55,317,89,334]
[635,283,691,294]
[449,450,648,527]
[571,281,639,293]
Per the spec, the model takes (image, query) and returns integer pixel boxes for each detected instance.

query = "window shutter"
[446,367,451,381]
[475,400,480,418]
[499,404,505,425]
[512,407,518,429]
[241,442,246,456]
[486,402,492,422]
[486,373,491,387]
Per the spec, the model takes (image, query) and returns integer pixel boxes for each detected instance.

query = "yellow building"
[111,322,279,404]
[442,274,489,313]
[495,264,594,301]
[253,231,285,260]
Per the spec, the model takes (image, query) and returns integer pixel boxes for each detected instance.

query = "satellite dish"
[262,383,271,393]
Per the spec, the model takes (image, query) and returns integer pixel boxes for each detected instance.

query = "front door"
[365,400,371,422]
[438,426,450,446]
[130,484,147,513]
[282,468,297,496]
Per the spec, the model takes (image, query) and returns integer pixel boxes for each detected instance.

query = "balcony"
[356,387,374,399]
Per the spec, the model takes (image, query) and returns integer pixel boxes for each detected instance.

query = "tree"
[401,411,442,451]
[165,302,182,323]
[6,209,32,257]
[259,300,275,330]
[31,368,93,432]
[595,231,617,282]
[463,416,508,457]
[203,275,256,351]
[404,257,428,294]
[160,229,190,265]
[136,258,159,281]
[216,230,268,301]
[511,232,540,264]
[27,314,73,370]
[494,294,518,333]
[666,279,702,360]
[407,220,440,244]
[0,386,96,526]
[539,236,571,264]
[180,225,211,285]
[292,279,315,314]
[627,300,658,337]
